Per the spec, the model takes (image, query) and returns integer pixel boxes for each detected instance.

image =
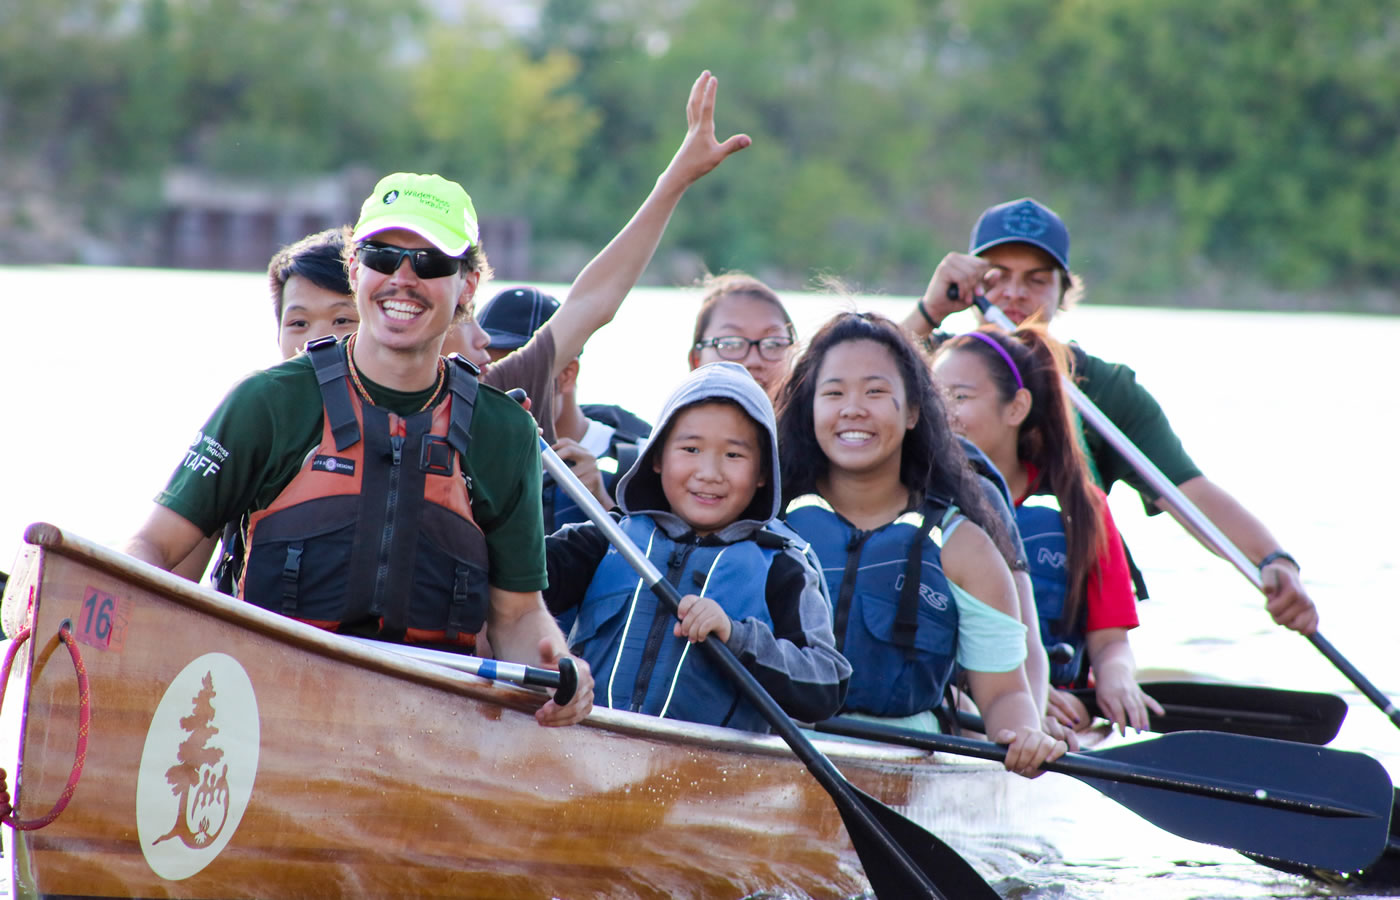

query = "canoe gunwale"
[14,521,946,768]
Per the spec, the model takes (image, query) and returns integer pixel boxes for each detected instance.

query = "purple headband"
[965,331,1024,391]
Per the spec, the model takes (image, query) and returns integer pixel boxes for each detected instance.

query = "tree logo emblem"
[137,653,260,881]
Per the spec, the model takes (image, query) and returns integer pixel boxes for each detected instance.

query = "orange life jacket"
[238,336,489,650]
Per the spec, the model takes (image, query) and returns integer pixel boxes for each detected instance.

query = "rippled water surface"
[1,267,1397,898]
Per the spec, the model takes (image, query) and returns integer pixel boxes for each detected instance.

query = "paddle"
[813,717,1394,873]
[954,680,1346,746]
[536,433,999,900]
[1067,681,1347,745]
[344,636,578,705]
[972,296,1400,733]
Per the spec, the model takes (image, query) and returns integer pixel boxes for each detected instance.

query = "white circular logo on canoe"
[136,652,259,880]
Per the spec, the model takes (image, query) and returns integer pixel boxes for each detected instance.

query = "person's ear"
[905,401,920,431]
[1006,387,1032,427]
[555,358,580,394]
[454,269,480,318]
[687,348,701,370]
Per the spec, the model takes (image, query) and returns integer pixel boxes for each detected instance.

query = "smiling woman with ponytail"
[933,325,1164,735]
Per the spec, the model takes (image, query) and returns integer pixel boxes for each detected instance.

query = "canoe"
[0,523,1027,899]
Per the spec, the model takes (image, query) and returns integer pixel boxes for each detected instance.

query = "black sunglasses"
[357,241,463,279]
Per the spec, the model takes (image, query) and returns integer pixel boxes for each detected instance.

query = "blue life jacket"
[569,513,789,732]
[1016,493,1089,687]
[783,495,958,717]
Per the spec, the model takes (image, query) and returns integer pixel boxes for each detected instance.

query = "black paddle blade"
[1244,788,1400,887]
[846,785,1000,900]
[1072,681,1347,745]
[1080,731,1392,872]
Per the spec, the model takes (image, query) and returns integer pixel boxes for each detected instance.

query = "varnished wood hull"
[0,523,1025,899]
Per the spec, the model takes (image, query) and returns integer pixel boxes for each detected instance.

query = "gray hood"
[614,361,781,542]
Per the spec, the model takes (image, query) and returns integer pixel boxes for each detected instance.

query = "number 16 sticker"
[77,586,129,651]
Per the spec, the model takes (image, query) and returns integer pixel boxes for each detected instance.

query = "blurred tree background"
[1,0,1396,308]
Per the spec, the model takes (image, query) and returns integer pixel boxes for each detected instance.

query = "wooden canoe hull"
[0,523,1021,899]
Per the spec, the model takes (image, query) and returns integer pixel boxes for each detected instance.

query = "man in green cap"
[123,170,596,726]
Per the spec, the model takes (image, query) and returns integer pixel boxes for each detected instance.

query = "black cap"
[477,286,560,351]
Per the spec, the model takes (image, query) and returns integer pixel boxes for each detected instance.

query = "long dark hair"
[937,325,1105,626]
[774,312,1013,562]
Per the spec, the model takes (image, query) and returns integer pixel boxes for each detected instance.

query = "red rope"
[0,622,92,830]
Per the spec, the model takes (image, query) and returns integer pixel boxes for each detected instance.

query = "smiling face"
[652,401,767,536]
[812,338,917,483]
[931,347,1023,462]
[277,275,360,359]
[689,293,794,400]
[979,242,1063,326]
[348,227,478,357]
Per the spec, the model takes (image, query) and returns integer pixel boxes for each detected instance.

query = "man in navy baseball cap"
[902,196,1320,739]
[969,197,1070,273]
[478,286,561,356]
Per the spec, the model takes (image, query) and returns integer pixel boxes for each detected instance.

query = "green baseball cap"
[352,172,479,256]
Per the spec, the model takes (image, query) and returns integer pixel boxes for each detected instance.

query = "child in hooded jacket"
[544,361,850,731]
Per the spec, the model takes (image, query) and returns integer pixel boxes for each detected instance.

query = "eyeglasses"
[357,241,463,279]
[694,335,794,362]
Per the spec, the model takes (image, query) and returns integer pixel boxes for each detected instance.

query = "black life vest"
[238,336,490,649]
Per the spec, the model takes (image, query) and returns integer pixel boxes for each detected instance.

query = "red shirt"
[1018,463,1138,632]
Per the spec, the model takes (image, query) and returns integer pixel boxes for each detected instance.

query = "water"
[1,266,1397,898]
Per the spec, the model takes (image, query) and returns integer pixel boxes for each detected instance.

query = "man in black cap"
[478,285,651,529]
[902,197,1318,647]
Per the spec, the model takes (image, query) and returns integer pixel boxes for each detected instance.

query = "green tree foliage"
[955,0,1400,288]
[2,0,1396,298]
[407,25,600,219]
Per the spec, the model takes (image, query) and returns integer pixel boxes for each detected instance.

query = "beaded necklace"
[345,332,446,414]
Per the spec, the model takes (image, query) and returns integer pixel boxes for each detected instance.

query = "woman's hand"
[1094,672,1165,735]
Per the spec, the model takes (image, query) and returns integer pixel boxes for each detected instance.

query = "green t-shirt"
[1073,347,1202,512]
[156,347,547,592]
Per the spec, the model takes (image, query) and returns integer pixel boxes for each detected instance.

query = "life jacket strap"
[895,497,949,659]
[280,543,304,614]
[306,336,361,451]
[445,355,479,461]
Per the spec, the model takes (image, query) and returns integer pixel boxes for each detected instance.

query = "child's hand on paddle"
[994,725,1067,779]
[673,593,732,644]
[534,638,594,727]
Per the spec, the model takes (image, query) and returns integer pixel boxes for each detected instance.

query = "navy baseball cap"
[477,286,560,350]
[969,198,1070,271]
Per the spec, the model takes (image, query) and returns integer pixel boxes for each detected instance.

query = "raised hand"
[663,70,752,188]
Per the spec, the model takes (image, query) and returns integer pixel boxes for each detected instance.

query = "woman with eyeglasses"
[688,273,796,401]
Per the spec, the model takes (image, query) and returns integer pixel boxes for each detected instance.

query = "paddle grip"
[553,657,578,706]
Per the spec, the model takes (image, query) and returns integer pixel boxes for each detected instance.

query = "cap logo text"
[1002,202,1048,238]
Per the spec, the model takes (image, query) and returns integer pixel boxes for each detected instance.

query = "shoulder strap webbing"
[895,497,949,659]
[444,354,479,460]
[306,336,360,451]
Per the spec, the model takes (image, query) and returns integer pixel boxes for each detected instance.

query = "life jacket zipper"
[629,538,697,711]
[372,433,405,621]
